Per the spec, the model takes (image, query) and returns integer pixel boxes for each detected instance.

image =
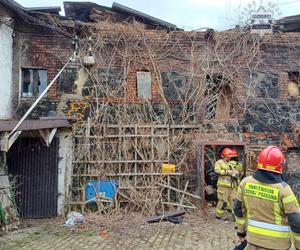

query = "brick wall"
[11,17,300,142]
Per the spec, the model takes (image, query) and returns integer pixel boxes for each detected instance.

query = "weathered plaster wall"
[0,19,13,119]
[57,130,73,215]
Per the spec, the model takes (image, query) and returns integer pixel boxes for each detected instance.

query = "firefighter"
[228,149,244,211]
[214,147,238,219]
[233,146,300,250]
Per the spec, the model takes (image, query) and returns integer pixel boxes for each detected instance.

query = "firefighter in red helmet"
[214,147,239,219]
[233,146,300,250]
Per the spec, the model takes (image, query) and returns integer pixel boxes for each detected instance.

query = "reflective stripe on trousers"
[217,180,231,187]
[247,219,291,238]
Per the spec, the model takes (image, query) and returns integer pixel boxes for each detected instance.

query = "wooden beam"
[161,202,197,209]
[157,183,202,200]
[177,181,189,211]
[38,128,57,146]
[0,131,22,151]
[71,172,183,177]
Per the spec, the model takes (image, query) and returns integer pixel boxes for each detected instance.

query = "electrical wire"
[2,0,74,39]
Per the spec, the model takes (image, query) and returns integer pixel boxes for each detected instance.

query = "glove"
[226,170,234,175]
[232,170,240,178]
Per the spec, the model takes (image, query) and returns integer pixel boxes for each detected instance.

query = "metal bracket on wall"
[38,128,57,147]
[0,131,22,152]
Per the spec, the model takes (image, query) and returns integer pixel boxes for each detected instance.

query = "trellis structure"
[68,122,200,213]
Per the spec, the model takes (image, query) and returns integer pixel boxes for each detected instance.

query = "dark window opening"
[82,68,124,97]
[101,68,124,97]
[21,68,47,97]
[245,71,279,98]
[57,68,77,94]
[161,71,186,100]
[288,72,300,98]
[201,144,245,202]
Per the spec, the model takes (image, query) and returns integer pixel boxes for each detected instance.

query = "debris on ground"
[64,212,85,227]
[0,207,238,249]
[147,209,186,224]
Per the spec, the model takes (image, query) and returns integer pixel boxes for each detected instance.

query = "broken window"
[245,71,279,98]
[204,74,232,120]
[57,68,77,94]
[288,72,300,98]
[137,71,151,100]
[21,68,47,97]
[161,71,185,100]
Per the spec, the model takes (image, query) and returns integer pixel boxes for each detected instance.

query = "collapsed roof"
[273,14,300,32]
[63,1,179,30]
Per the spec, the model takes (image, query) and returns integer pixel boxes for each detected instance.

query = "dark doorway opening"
[197,143,245,203]
[7,137,58,218]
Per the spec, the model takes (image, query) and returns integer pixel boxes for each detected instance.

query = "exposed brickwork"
[8,9,300,179]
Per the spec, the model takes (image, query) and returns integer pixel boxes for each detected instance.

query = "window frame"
[20,67,48,98]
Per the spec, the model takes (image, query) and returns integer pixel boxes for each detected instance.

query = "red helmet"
[221,148,235,158]
[257,146,285,174]
[231,149,238,157]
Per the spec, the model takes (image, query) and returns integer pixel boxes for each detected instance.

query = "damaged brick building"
[0,0,300,222]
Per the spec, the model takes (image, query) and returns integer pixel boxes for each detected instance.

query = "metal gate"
[7,137,58,218]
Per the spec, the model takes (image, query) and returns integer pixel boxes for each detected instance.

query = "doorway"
[7,137,58,218]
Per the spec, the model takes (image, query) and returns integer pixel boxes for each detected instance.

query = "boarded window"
[137,71,151,100]
[215,85,233,120]
[288,72,300,98]
[57,68,77,94]
[204,74,232,120]
[21,68,47,97]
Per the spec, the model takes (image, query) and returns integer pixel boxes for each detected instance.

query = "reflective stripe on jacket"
[233,175,300,250]
[214,159,232,187]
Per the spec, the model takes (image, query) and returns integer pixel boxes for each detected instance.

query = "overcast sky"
[16,0,300,30]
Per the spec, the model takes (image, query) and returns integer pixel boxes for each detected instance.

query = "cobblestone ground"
[0,209,237,250]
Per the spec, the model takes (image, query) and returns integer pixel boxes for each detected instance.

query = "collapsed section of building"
[0,0,300,227]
